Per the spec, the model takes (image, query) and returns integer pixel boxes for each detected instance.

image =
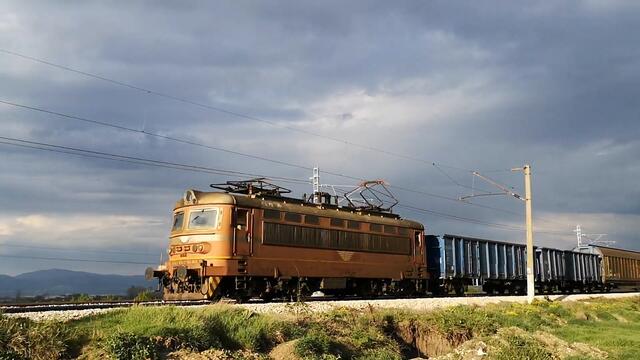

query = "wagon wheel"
[294,278,313,302]
[235,295,251,303]
[483,284,492,295]
[260,292,274,303]
[368,280,382,299]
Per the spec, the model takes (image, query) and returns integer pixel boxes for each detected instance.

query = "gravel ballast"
[6,292,639,321]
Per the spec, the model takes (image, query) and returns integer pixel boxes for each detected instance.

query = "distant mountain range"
[0,269,152,297]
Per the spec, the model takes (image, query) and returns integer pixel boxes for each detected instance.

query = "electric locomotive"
[146,179,428,301]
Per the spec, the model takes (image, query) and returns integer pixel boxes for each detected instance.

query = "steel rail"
[2,290,636,314]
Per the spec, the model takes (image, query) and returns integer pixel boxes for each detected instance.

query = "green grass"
[460,297,640,359]
[506,298,637,358]
[293,329,334,359]
[2,296,638,359]
[553,320,640,360]
[71,305,299,358]
[549,298,640,360]
[490,329,554,360]
[0,317,75,360]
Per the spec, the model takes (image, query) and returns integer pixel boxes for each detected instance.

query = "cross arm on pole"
[459,165,535,304]
[459,171,524,202]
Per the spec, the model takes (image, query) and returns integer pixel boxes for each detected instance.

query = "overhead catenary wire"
[397,204,524,231]
[329,180,570,235]
[324,181,527,222]
[432,162,494,194]
[0,253,154,265]
[0,242,160,257]
[0,135,311,185]
[0,48,536,191]
[0,134,571,234]
[0,49,578,232]
[431,163,574,230]
[0,99,535,219]
[0,48,472,173]
[398,204,570,236]
[0,113,571,234]
[1,135,520,230]
[0,99,353,180]
[0,49,576,234]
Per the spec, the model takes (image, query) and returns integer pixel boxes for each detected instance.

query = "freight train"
[146,180,640,301]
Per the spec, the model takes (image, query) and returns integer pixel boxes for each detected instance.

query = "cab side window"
[172,212,184,231]
[236,209,249,229]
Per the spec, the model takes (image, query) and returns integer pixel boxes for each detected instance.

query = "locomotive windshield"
[172,212,184,231]
[188,208,218,229]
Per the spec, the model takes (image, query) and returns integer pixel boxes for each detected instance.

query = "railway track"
[0,295,374,314]
[0,293,489,314]
[2,291,637,315]
[0,299,215,314]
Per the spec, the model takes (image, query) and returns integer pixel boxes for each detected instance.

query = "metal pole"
[312,167,320,204]
[524,164,535,303]
[460,166,536,302]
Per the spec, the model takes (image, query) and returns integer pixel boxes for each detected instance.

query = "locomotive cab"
[147,190,250,300]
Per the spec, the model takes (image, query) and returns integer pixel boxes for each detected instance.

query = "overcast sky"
[1,1,639,276]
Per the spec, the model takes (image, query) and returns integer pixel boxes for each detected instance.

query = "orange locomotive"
[147,180,427,301]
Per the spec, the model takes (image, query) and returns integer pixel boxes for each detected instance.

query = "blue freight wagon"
[426,234,603,295]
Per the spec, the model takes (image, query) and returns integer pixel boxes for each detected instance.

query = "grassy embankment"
[0,296,639,360]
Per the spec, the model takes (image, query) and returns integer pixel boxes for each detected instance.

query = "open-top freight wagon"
[426,234,603,295]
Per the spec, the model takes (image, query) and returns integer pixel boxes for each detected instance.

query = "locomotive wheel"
[236,295,251,303]
[260,292,274,303]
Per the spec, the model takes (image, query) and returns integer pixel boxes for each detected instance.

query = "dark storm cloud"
[1,1,639,274]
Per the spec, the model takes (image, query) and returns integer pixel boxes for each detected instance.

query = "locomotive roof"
[175,190,424,229]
